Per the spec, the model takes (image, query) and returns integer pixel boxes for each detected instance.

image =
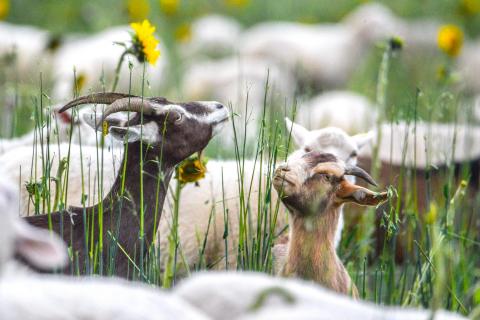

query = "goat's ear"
[109,121,160,144]
[285,117,309,147]
[13,221,68,271]
[352,130,374,150]
[335,180,388,206]
[82,112,129,132]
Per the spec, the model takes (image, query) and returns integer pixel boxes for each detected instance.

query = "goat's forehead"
[301,151,337,168]
[307,129,357,151]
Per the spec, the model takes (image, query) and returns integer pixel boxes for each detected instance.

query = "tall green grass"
[0,4,479,317]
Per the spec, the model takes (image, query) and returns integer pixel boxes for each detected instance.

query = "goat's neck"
[99,142,173,243]
[284,202,347,286]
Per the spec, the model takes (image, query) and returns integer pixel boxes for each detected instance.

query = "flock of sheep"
[0,2,478,319]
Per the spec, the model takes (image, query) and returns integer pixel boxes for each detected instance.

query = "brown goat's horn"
[59,92,138,113]
[96,97,155,128]
[345,165,378,187]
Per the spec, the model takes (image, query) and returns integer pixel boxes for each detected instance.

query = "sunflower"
[130,20,161,65]
[0,0,9,20]
[176,155,207,184]
[437,24,464,57]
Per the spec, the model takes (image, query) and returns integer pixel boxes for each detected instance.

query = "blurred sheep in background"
[52,26,168,100]
[0,21,57,78]
[295,91,378,135]
[179,14,243,60]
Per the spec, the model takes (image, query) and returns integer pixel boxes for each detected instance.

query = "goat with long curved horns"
[24,92,229,279]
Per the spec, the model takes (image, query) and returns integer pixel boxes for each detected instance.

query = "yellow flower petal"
[160,0,179,16]
[0,0,10,20]
[130,19,161,66]
[127,0,150,21]
[437,24,464,57]
[177,158,207,184]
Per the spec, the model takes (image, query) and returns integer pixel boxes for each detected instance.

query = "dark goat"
[24,93,228,278]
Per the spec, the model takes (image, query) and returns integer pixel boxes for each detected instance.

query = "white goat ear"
[82,112,130,132]
[13,221,68,270]
[352,130,374,150]
[109,122,160,144]
[285,117,309,147]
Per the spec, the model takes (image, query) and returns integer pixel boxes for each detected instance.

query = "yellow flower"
[177,157,207,184]
[127,0,150,21]
[130,20,161,65]
[174,23,192,43]
[74,73,87,93]
[437,24,464,57]
[225,0,249,8]
[425,202,438,225]
[160,0,179,16]
[459,0,480,16]
[0,0,9,20]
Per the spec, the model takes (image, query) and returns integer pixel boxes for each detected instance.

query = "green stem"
[111,50,129,92]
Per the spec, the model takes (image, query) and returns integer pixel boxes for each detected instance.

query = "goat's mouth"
[212,115,230,136]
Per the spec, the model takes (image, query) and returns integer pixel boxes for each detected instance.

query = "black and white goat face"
[61,93,229,165]
[273,151,385,216]
[0,180,67,274]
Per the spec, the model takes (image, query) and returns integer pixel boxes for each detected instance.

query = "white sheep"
[181,56,296,147]
[174,272,467,320]
[458,40,480,94]
[158,119,373,272]
[0,105,120,155]
[52,26,168,100]
[295,91,378,135]
[358,121,480,169]
[0,176,208,320]
[0,142,121,216]
[182,56,295,113]
[343,3,440,55]
[0,22,55,78]
[179,14,243,60]
[240,3,440,89]
[239,4,398,89]
[0,276,209,320]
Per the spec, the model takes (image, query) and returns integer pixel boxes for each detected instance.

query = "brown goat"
[272,152,388,298]
[24,93,228,278]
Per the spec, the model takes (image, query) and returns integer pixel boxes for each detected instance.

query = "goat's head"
[285,117,373,167]
[60,92,229,165]
[0,180,67,274]
[273,151,387,216]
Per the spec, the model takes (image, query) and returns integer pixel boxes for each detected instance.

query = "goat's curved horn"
[96,97,155,127]
[345,165,377,186]
[313,162,344,178]
[59,92,138,113]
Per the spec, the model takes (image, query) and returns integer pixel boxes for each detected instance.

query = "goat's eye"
[349,151,358,158]
[175,114,183,123]
[304,147,311,153]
